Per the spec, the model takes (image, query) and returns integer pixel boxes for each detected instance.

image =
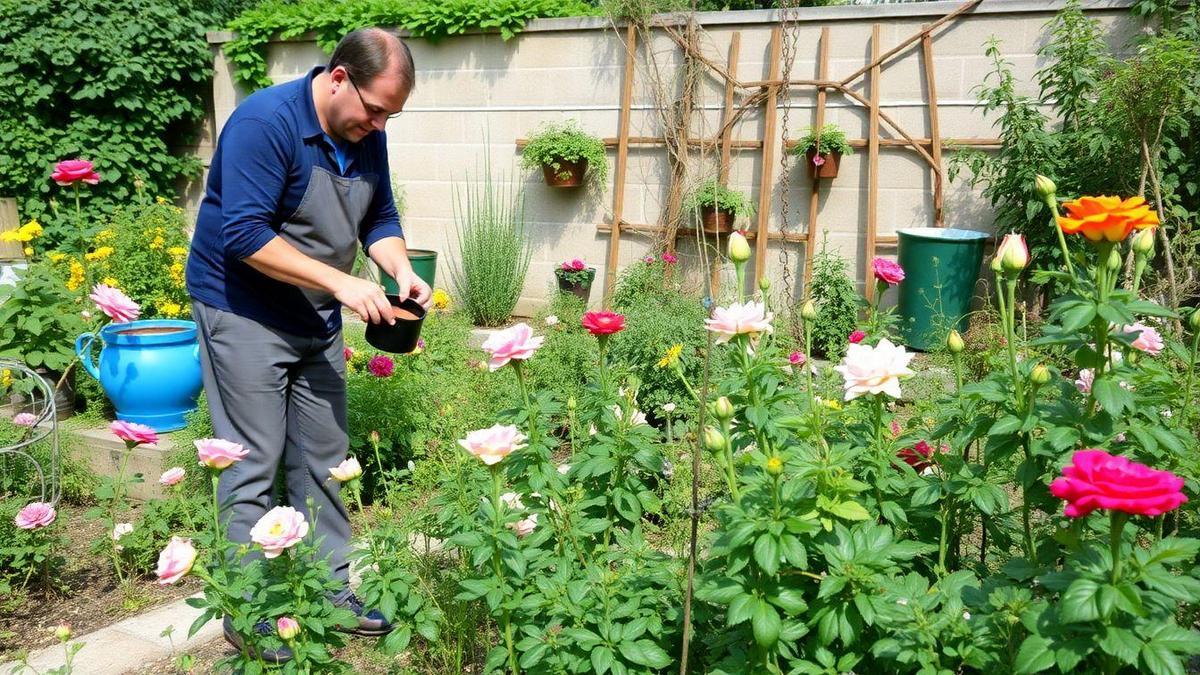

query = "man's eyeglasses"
[344,71,404,121]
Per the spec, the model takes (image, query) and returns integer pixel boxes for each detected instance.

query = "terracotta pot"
[555,268,596,304]
[700,206,736,235]
[804,149,842,180]
[541,158,588,187]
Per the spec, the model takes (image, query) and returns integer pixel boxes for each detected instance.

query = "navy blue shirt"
[187,66,403,337]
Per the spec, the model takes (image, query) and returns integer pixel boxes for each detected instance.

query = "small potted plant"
[793,123,853,180]
[554,258,596,303]
[685,179,756,234]
[521,120,608,188]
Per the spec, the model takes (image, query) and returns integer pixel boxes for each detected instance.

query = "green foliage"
[0,262,88,371]
[0,0,213,242]
[684,179,756,217]
[520,120,609,188]
[448,159,531,326]
[0,498,67,598]
[224,0,601,91]
[528,293,596,406]
[806,238,859,360]
[792,123,854,157]
[120,492,210,577]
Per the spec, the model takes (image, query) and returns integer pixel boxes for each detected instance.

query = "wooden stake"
[0,199,22,260]
[803,27,830,292]
[865,24,881,302]
[712,32,742,299]
[604,24,638,305]
[752,26,782,288]
[922,28,945,227]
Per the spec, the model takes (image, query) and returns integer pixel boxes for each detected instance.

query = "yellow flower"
[48,252,66,262]
[1,369,11,388]
[159,302,183,317]
[1,229,31,243]
[24,247,33,256]
[167,246,188,257]
[149,235,165,250]
[103,277,120,288]
[94,229,115,243]
[657,344,683,369]
[823,398,842,411]
[432,288,451,311]
[21,220,42,238]
[169,262,185,287]
[85,246,114,261]
[155,196,171,205]
[66,260,85,291]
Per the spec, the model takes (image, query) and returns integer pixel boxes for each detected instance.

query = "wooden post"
[604,24,638,305]
[752,26,782,289]
[922,28,945,227]
[0,199,22,260]
[803,27,830,292]
[712,32,742,299]
[864,24,881,302]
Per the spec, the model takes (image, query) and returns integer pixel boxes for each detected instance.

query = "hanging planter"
[793,123,853,182]
[685,179,755,236]
[520,120,608,190]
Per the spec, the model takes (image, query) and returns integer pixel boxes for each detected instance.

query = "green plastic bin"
[896,228,989,351]
[382,249,438,294]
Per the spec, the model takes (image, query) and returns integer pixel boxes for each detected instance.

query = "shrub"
[683,178,755,217]
[93,199,192,320]
[806,237,860,359]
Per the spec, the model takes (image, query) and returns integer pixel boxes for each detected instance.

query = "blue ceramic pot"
[76,319,203,432]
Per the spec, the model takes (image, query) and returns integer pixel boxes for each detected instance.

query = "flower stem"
[1182,327,1200,416]
[1046,198,1075,278]
[1110,511,1127,585]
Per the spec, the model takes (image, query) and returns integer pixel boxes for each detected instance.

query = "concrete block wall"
[198,0,1140,314]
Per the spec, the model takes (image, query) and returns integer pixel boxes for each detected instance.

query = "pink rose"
[159,467,186,486]
[509,513,538,537]
[704,302,773,344]
[343,346,354,362]
[644,255,656,263]
[1119,322,1164,356]
[250,506,310,558]
[12,412,36,427]
[581,311,626,337]
[89,284,140,323]
[788,351,806,365]
[110,420,159,447]
[848,330,866,344]
[662,252,678,264]
[481,323,544,371]
[51,159,101,186]
[570,258,586,271]
[14,502,56,529]
[459,424,526,465]
[195,438,248,470]
[1050,449,1187,518]
[368,355,395,377]
[155,536,197,585]
[834,338,915,400]
[872,257,905,285]
[812,154,826,167]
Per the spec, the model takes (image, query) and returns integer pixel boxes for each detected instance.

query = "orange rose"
[1056,195,1160,243]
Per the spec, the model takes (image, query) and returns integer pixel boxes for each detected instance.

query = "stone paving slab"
[0,594,222,675]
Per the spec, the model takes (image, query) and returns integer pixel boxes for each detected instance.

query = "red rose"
[51,159,101,186]
[848,330,866,344]
[1050,449,1187,518]
[898,440,936,472]
[582,310,625,336]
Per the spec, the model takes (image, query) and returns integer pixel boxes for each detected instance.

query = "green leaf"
[617,639,671,668]
[728,593,756,625]
[1015,635,1056,674]
[1059,302,1097,331]
[1141,642,1184,675]
[751,600,782,648]
[1059,578,1101,623]
[753,534,780,576]
[1092,378,1131,415]
[590,645,614,675]
[1099,626,1141,665]
[826,500,870,521]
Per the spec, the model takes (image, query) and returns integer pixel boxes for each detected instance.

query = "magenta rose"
[872,257,905,285]
[1050,449,1187,518]
[848,330,866,344]
[368,355,395,377]
[51,159,101,186]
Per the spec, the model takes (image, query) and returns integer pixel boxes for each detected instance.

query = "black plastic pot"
[365,295,427,354]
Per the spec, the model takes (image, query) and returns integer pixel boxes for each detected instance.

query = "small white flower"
[556,464,571,475]
[1114,432,1127,443]
[662,402,676,413]
[406,460,415,471]
[1161,409,1173,418]
[896,598,909,606]
[962,611,971,621]
[111,523,133,541]
[81,310,92,320]
[544,315,559,326]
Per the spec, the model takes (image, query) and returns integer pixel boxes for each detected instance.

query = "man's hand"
[395,269,433,310]
[333,275,395,325]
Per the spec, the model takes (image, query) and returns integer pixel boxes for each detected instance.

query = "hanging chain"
[776,0,802,308]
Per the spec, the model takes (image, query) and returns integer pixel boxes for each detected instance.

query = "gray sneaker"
[333,591,394,636]
[222,615,293,663]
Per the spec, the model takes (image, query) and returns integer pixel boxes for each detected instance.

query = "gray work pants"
[192,301,351,583]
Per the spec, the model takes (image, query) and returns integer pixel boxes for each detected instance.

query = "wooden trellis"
[517,0,1000,304]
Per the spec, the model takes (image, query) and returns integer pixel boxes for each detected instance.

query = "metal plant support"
[1,358,62,505]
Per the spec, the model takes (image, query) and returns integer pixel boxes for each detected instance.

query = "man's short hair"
[327,28,416,93]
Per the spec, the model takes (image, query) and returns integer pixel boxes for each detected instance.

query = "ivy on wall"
[0,0,219,241]
[224,0,602,91]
